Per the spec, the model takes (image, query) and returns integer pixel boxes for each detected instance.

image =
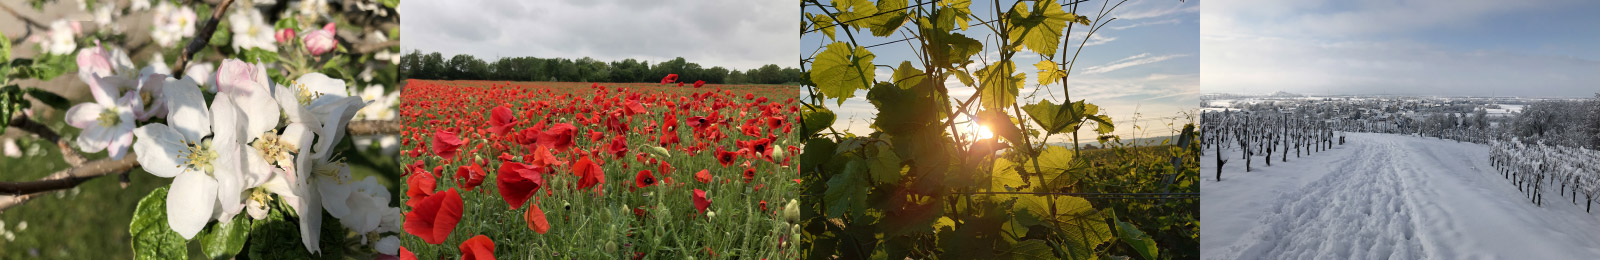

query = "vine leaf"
[1113,211,1160,260]
[802,105,836,138]
[867,142,904,185]
[1007,0,1084,56]
[199,212,252,260]
[1009,239,1055,260]
[891,61,925,90]
[1023,99,1110,135]
[811,42,876,106]
[809,13,838,41]
[976,61,1023,111]
[1035,60,1066,86]
[978,109,1025,147]
[824,160,869,218]
[130,187,190,260]
[865,0,911,37]
[939,0,975,31]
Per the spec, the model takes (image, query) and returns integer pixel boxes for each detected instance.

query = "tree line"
[398,50,804,84]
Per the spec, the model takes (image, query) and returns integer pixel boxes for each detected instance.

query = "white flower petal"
[64,102,105,129]
[168,172,219,239]
[132,124,188,178]
[295,73,347,98]
[163,77,210,141]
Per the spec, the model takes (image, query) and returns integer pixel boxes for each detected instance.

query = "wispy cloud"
[1081,53,1188,74]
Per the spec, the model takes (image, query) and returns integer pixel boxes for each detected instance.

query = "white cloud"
[1081,53,1188,74]
[400,0,797,71]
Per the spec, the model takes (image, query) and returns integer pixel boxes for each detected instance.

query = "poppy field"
[396,79,802,259]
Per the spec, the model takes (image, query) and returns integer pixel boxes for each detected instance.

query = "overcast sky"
[1203,0,1600,97]
[400,0,798,71]
[802,0,1201,140]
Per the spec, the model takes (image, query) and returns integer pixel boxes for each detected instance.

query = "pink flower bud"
[302,23,337,56]
[276,28,295,44]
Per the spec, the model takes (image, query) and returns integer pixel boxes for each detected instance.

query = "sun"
[955,114,995,141]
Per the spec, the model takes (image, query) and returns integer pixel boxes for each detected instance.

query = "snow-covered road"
[1202,132,1600,259]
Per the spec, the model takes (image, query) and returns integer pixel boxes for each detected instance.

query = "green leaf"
[1007,0,1081,56]
[23,88,69,110]
[1113,212,1159,260]
[242,48,280,64]
[890,61,925,89]
[809,13,837,41]
[867,142,904,185]
[1024,99,1106,135]
[824,160,869,218]
[248,197,346,259]
[380,0,399,8]
[1009,239,1055,260]
[864,0,910,37]
[950,69,975,87]
[1035,60,1067,86]
[940,0,975,31]
[211,21,233,48]
[130,187,190,260]
[811,42,876,106]
[274,17,300,31]
[802,106,836,137]
[978,109,1025,146]
[976,61,1023,111]
[200,213,251,260]
[0,85,27,132]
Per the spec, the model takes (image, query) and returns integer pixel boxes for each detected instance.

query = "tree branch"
[0,154,138,213]
[346,120,401,136]
[172,0,235,80]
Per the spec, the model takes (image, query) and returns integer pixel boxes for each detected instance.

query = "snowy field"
[1201,132,1600,259]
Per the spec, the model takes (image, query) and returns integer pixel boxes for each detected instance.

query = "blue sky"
[1203,0,1600,97]
[802,0,1201,141]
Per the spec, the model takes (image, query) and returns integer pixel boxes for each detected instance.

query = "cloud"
[400,0,797,71]
[1080,53,1188,74]
[1201,0,1600,97]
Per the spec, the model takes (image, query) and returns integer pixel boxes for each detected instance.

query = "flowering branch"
[171,0,235,80]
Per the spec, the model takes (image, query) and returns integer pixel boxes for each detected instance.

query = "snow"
[1202,132,1600,259]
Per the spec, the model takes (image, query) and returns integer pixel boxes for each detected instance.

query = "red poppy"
[404,188,463,245]
[496,162,545,210]
[686,116,710,129]
[459,235,496,260]
[526,203,550,234]
[715,147,737,167]
[742,167,756,183]
[693,80,706,88]
[660,74,678,84]
[759,200,768,212]
[488,105,516,137]
[692,189,711,215]
[406,169,436,207]
[658,161,675,176]
[456,162,486,191]
[695,169,712,183]
[573,155,605,192]
[399,247,415,260]
[740,137,774,158]
[433,128,465,159]
[633,170,657,191]
[606,135,630,158]
[538,123,577,151]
